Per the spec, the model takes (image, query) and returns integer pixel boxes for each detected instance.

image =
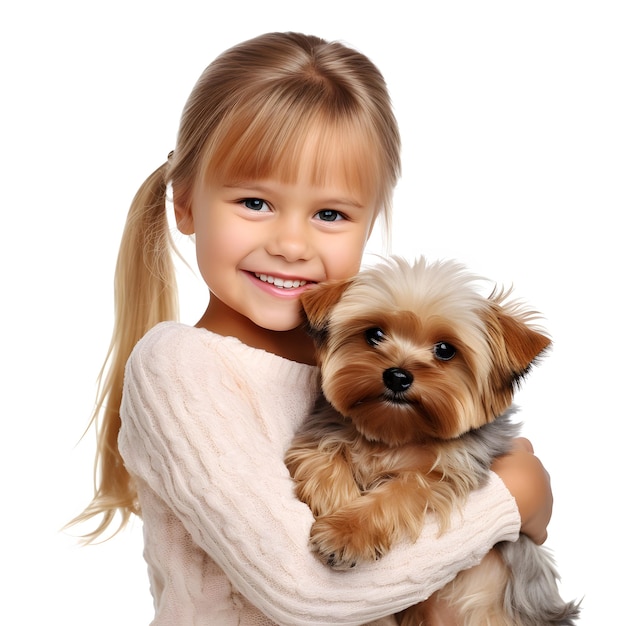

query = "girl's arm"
[119,323,523,625]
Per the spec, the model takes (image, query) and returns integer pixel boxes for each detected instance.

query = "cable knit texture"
[118,322,521,626]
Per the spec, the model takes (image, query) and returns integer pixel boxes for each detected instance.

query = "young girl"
[72,32,553,625]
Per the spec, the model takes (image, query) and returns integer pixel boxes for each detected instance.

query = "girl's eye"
[433,342,456,361]
[242,198,269,212]
[316,209,344,222]
[365,327,385,346]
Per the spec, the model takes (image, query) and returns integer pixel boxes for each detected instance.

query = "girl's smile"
[251,271,313,297]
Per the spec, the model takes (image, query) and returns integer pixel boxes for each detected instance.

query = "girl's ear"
[174,202,195,235]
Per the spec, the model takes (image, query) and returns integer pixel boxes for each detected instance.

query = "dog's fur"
[285,256,580,626]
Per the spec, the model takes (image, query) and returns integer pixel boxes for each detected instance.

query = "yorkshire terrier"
[285,256,579,626]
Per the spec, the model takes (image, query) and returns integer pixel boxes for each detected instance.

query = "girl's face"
[175,148,377,362]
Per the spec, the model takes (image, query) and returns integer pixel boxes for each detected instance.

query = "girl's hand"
[491,437,553,545]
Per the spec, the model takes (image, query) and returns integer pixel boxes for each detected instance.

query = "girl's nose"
[266,216,312,261]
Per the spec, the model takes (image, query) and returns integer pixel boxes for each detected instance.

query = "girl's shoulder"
[129,321,241,373]
[123,321,319,424]
[129,321,317,383]
[128,321,207,364]
[124,322,248,406]
[135,320,216,353]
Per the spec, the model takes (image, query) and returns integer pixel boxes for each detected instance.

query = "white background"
[2,1,623,624]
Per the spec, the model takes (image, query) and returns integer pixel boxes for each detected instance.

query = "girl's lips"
[245,271,316,298]
[254,272,310,289]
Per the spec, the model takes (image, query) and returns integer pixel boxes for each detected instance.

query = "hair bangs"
[200,92,386,210]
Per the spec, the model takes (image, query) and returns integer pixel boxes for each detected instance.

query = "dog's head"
[300,256,551,446]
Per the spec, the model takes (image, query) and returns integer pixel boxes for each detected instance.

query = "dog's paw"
[310,515,389,570]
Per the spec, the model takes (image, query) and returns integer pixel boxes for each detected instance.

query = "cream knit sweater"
[118,322,520,626]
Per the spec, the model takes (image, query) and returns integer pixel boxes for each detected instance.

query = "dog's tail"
[498,536,581,625]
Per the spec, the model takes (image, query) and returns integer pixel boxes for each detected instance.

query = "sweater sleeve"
[119,323,520,626]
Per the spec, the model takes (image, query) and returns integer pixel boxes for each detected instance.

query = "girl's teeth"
[255,273,307,289]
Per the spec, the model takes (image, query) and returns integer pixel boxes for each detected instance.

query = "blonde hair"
[71,31,401,542]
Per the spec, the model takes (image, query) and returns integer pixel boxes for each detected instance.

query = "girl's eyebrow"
[223,181,273,193]
[223,181,366,209]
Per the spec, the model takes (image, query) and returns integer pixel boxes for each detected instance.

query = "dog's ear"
[481,301,551,419]
[300,278,354,338]
[486,301,551,380]
[500,312,551,374]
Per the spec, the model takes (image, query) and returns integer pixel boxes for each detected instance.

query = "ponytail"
[69,162,178,542]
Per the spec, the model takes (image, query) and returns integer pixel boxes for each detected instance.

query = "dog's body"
[285,257,579,626]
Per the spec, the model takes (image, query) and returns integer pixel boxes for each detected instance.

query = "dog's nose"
[383,367,413,392]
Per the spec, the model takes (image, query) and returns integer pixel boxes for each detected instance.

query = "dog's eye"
[365,327,386,346]
[433,342,456,361]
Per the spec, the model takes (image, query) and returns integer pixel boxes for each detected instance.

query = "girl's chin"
[253,316,304,333]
